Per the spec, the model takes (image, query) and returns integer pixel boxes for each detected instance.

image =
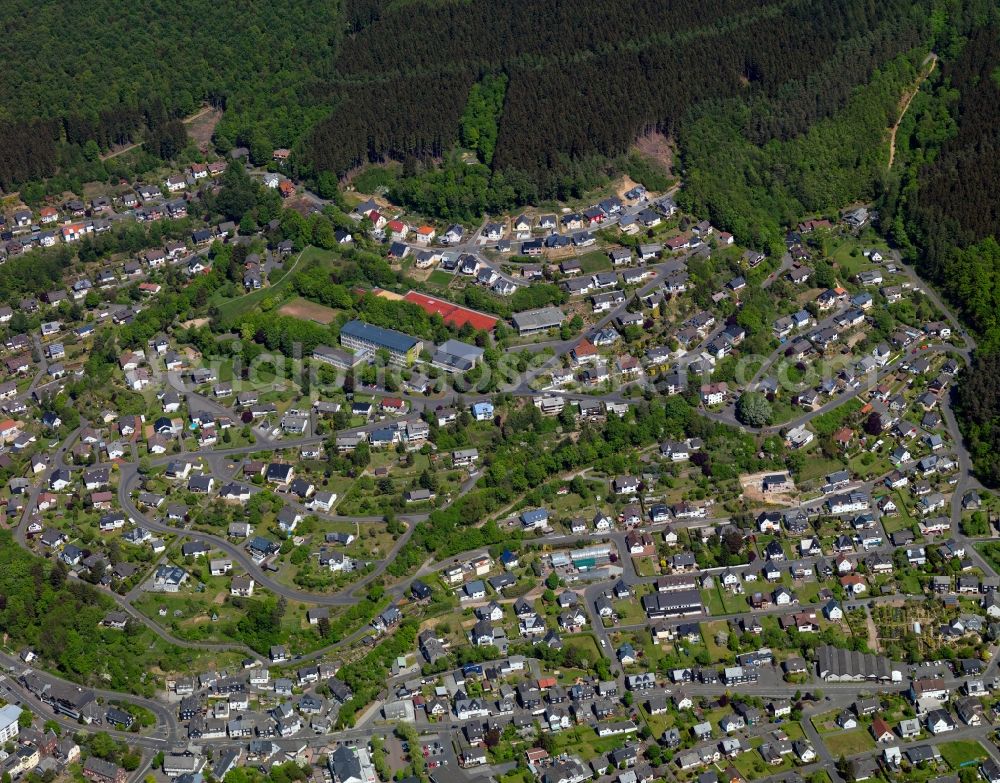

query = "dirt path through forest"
[888,52,938,169]
[100,105,218,161]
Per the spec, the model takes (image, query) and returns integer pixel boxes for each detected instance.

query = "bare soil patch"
[407,266,433,282]
[864,610,879,652]
[100,141,143,161]
[278,297,339,325]
[795,287,823,306]
[180,318,210,329]
[83,182,111,200]
[285,194,323,217]
[633,130,674,173]
[845,332,867,349]
[739,470,799,505]
[615,175,643,200]
[185,107,223,153]
[102,105,221,161]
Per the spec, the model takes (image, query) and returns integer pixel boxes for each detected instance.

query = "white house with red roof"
[61,223,92,243]
[571,339,599,365]
[414,225,436,245]
[387,220,409,242]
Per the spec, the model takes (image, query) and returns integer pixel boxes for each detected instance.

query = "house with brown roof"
[571,339,599,365]
[871,717,894,742]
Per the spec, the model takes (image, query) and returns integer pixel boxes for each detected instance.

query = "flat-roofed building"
[338,320,421,365]
[642,589,703,619]
[432,339,485,372]
[512,306,565,336]
[313,344,367,370]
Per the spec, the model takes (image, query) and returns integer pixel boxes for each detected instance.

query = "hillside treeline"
[304,0,930,196]
[0,0,340,189]
[882,23,1000,338]
[901,25,1000,281]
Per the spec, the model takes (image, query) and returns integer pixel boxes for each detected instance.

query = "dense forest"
[303,0,931,197]
[885,23,1000,338]
[0,0,962,210]
[678,55,922,255]
[0,0,340,188]
[955,351,1000,487]
[895,24,1000,265]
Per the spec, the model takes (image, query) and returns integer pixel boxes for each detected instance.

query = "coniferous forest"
[304,0,932,197]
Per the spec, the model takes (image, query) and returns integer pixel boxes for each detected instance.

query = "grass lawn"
[734,750,791,779]
[797,455,846,484]
[769,399,804,426]
[639,708,674,739]
[894,489,917,526]
[550,725,627,760]
[718,589,749,614]
[939,740,988,769]
[134,589,250,644]
[700,582,748,615]
[612,598,648,626]
[830,240,866,279]
[795,580,822,604]
[823,729,876,757]
[563,633,601,666]
[701,620,732,662]
[578,250,612,274]
[810,709,843,734]
[427,269,453,287]
[215,268,294,324]
[633,557,658,577]
[702,588,726,616]
[554,667,590,685]
[879,510,908,535]
[848,453,891,480]
[977,543,1000,575]
[899,573,923,594]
